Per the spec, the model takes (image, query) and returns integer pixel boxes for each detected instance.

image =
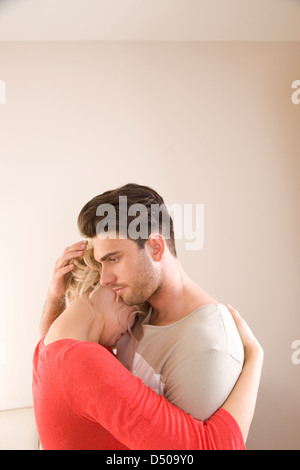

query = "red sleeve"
[61,342,245,450]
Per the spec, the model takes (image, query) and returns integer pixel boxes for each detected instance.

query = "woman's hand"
[47,240,88,301]
[226,304,264,361]
[40,240,88,337]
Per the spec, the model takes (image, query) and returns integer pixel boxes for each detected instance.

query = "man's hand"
[47,240,88,301]
[40,240,88,337]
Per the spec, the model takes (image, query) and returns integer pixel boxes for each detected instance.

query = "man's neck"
[148,258,218,326]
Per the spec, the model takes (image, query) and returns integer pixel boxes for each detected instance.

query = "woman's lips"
[115,287,124,295]
[113,286,126,295]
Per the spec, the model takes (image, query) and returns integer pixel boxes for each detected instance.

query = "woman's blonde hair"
[65,239,101,303]
[65,239,148,333]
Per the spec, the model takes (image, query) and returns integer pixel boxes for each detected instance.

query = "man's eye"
[109,257,119,263]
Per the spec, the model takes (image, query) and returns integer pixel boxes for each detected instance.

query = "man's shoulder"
[174,304,244,362]
[173,303,225,339]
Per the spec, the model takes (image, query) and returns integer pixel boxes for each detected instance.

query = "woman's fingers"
[57,263,75,276]
[226,304,263,357]
[62,240,88,255]
[48,241,88,299]
[55,240,88,269]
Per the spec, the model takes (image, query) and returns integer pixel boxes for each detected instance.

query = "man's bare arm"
[40,240,88,338]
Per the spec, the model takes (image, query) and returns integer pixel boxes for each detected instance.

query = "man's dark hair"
[77,183,177,257]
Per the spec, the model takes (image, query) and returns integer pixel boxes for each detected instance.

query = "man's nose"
[99,266,117,287]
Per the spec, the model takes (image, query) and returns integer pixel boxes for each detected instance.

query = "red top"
[32,338,246,450]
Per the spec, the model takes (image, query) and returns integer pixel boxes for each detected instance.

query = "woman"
[33,240,263,450]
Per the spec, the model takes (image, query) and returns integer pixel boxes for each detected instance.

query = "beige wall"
[0,407,39,450]
[0,41,299,449]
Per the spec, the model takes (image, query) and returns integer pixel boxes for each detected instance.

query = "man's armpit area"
[163,348,243,421]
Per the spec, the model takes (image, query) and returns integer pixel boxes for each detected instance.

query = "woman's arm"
[222,305,264,442]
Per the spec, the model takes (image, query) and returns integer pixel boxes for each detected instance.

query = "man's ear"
[147,233,165,261]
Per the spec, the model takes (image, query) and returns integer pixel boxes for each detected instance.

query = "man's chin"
[122,294,147,308]
[121,297,136,307]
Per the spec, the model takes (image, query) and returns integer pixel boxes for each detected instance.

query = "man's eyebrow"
[98,251,121,263]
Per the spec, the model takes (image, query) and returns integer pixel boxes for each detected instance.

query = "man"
[75,183,244,421]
